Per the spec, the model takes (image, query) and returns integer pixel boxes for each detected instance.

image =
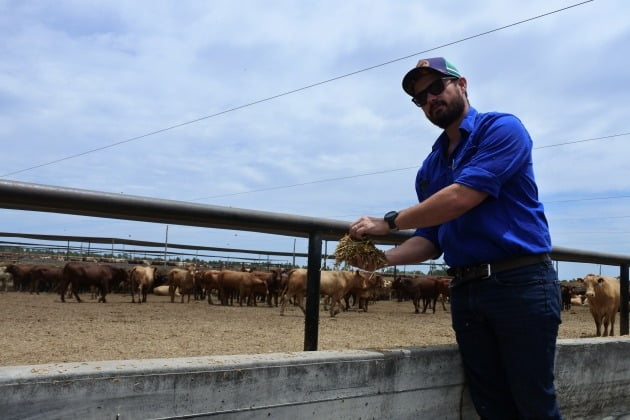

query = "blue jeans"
[450,260,562,420]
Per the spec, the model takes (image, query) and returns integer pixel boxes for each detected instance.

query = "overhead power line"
[2,0,594,179]
[546,195,630,204]
[535,132,630,149]
[192,131,630,201]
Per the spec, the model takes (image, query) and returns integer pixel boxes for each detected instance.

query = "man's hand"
[349,216,390,239]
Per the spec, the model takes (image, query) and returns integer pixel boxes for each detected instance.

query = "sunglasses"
[411,77,458,107]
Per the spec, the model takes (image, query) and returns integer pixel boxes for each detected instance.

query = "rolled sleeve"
[455,166,501,198]
[454,114,532,198]
[413,226,443,257]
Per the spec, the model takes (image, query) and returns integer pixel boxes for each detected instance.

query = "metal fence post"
[304,230,322,351]
[620,263,629,336]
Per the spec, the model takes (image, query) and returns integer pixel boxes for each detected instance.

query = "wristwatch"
[384,210,399,231]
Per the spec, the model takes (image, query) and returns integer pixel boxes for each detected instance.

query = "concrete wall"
[0,338,629,420]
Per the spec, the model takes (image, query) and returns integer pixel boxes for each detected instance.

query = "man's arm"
[350,183,488,239]
[385,236,440,266]
[395,183,488,230]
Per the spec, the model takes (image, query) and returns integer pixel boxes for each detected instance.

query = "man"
[349,57,562,419]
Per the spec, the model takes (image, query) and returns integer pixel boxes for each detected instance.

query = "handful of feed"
[334,234,387,270]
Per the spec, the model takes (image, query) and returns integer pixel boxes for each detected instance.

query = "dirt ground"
[0,290,611,367]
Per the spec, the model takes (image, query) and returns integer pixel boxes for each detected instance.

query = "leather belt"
[446,253,551,283]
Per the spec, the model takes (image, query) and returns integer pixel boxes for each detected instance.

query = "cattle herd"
[0,260,624,335]
[0,259,452,317]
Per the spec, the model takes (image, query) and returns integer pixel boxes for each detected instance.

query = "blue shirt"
[414,107,551,268]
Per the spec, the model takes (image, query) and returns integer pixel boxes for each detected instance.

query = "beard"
[425,92,467,129]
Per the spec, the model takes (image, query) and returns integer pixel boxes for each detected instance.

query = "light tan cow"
[344,272,384,312]
[215,270,267,306]
[280,269,369,317]
[168,268,195,303]
[130,265,157,303]
[578,274,621,337]
[153,285,179,296]
[216,270,240,305]
[321,270,372,317]
[238,273,268,306]
[0,266,12,291]
[279,269,307,316]
[570,296,585,306]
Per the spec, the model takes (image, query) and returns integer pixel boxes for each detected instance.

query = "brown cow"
[239,273,268,306]
[130,266,157,303]
[60,262,128,303]
[436,276,452,311]
[168,268,195,303]
[195,269,221,304]
[216,269,244,306]
[250,269,284,307]
[29,265,63,294]
[216,269,268,307]
[578,274,621,337]
[392,275,439,314]
[269,268,288,307]
[252,269,284,307]
[215,269,266,306]
[560,284,573,311]
[4,263,34,292]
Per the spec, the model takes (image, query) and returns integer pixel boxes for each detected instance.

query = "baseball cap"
[402,57,461,96]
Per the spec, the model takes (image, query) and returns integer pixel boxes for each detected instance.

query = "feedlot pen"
[0,291,600,367]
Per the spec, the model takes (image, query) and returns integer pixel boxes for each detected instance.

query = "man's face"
[412,73,467,129]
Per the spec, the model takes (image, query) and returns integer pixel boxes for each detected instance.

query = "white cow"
[0,266,12,291]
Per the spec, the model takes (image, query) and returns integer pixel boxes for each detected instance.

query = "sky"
[1,0,629,280]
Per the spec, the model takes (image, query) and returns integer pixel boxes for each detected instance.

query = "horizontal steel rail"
[0,179,628,339]
[0,231,316,259]
[0,180,406,242]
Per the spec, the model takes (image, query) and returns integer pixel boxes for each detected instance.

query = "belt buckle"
[481,264,492,279]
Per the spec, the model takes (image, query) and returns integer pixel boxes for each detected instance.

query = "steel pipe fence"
[0,179,628,342]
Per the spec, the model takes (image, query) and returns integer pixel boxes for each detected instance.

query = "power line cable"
[1,0,594,179]
[546,195,630,204]
[192,131,630,201]
[554,215,630,221]
[535,132,630,149]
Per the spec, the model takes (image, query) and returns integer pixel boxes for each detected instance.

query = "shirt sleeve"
[412,227,443,258]
[454,114,532,198]
[412,154,443,255]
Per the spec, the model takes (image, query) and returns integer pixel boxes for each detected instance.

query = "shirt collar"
[430,106,478,155]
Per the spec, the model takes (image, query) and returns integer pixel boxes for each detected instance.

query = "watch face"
[384,211,398,229]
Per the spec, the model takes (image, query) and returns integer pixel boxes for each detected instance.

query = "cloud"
[1,0,629,280]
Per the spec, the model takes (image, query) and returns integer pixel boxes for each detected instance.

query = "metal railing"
[0,179,628,347]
